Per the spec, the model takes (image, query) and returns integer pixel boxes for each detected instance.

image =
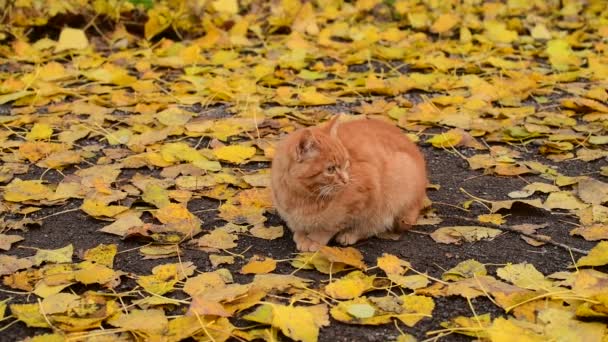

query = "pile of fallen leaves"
[1,0,608,341]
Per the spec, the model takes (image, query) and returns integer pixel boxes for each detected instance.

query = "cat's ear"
[295,129,318,162]
[326,115,340,138]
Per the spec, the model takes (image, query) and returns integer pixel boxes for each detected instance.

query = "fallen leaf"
[244,303,329,342]
[324,271,375,299]
[544,192,588,210]
[55,27,89,52]
[241,255,277,274]
[30,244,73,266]
[99,213,144,236]
[490,199,545,213]
[577,241,608,267]
[83,243,117,268]
[496,263,554,291]
[250,225,284,240]
[570,224,608,241]
[41,293,80,315]
[3,179,53,202]
[478,214,505,225]
[0,255,33,276]
[377,253,411,275]
[26,123,53,141]
[578,178,608,205]
[213,145,257,164]
[442,259,487,281]
[198,229,238,250]
[431,226,502,244]
[0,234,24,250]
[81,199,129,218]
[108,309,168,335]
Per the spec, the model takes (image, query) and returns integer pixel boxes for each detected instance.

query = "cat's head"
[287,116,351,197]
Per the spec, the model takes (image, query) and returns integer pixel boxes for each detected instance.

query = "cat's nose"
[339,171,349,184]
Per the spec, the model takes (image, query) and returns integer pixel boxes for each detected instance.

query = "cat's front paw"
[293,232,321,252]
[335,231,362,246]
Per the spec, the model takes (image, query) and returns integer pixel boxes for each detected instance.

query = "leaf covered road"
[0,0,607,341]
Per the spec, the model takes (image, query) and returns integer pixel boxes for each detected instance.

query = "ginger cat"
[271,115,427,252]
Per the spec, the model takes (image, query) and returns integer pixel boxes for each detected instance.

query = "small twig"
[37,207,81,221]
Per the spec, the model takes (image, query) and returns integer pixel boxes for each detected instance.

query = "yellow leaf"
[538,308,606,341]
[209,255,235,268]
[156,107,194,126]
[213,145,257,164]
[74,262,119,285]
[490,199,545,213]
[26,123,53,141]
[484,20,518,44]
[33,279,71,299]
[577,241,608,267]
[83,244,117,268]
[0,234,23,251]
[578,178,608,205]
[137,262,195,295]
[377,253,411,275]
[388,274,429,290]
[250,225,284,240]
[55,27,89,52]
[426,130,463,148]
[508,182,560,199]
[347,303,376,318]
[154,203,197,224]
[81,199,129,218]
[430,226,501,244]
[41,293,80,315]
[430,14,459,34]
[531,24,552,40]
[188,296,231,317]
[30,244,73,266]
[241,256,277,274]
[570,224,608,241]
[544,191,588,210]
[442,259,487,281]
[183,271,227,296]
[477,214,505,225]
[10,304,50,328]
[198,229,238,249]
[330,295,433,326]
[218,188,272,225]
[212,0,238,15]
[0,90,33,105]
[291,252,349,274]
[319,246,367,270]
[325,271,375,299]
[244,304,328,342]
[0,255,33,277]
[397,295,435,327]
[142,184,171,208]
[252,274,312,292]
[99,213,144,236]
[108,309,168,335]
[299,87,336,105]
[496,263,554,290]
[36,150,82,169]
[487,317,545,342]
[546,39,580,71]
[3,179,53,202]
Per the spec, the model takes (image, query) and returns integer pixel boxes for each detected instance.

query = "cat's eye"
[326,165,336,173]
